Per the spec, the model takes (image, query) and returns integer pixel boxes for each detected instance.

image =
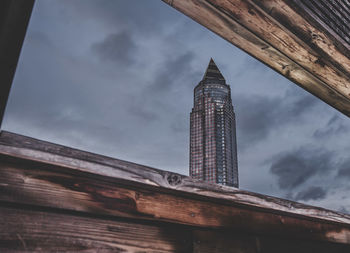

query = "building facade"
[190,59,238,187]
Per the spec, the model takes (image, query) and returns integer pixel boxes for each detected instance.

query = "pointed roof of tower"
[203,58,225,81]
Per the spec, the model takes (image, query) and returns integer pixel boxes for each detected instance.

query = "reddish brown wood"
[295,0,350,45]
[193,231,258,253]
[1,132,350,245]
[0,206,192,252]
[193,230,350,253]
[1,131,349,226]
[162,0,350,116]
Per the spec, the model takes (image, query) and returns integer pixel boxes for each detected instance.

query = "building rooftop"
[203,58,226,81]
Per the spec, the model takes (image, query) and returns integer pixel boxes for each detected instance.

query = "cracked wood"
[162,0,350,116]
[1,131,350,245]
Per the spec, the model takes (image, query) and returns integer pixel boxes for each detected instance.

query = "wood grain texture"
[0,0,34,128]
[193,230,350,253]
[3,162,350,246]
[296,0,350,46]
[2,132,350,245]
[1,131,350,225]
[162,0,350,116]
[0,206,192,253]
[193,231,257,253]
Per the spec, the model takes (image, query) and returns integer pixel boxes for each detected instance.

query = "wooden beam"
[2,203,350,252]
[1,131,350,245]
[3,160,350,245]
[193,230,350,253]
[1,131,350,225]
[162,0,350,116]
[0,205,192,252]
[0,0,35,128]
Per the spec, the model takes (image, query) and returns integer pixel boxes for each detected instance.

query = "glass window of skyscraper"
[190,59,238,187]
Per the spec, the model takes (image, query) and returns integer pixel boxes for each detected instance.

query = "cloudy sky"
[3,0,350,213]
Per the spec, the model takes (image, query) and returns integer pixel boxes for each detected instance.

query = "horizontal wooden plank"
[295,0,350,46]
[2,150,350,245]
[193,230,257,253]
[193,230,350,253]
[162,0,350,116]
[0,205,192,252]
[4,204,349,253]
[1,131,349,226]
[2,204,350,253]
[252,0,350,76]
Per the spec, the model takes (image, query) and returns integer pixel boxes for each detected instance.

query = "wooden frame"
[1,131,350,251]
[1,1,350,251]
[163,0,350,116]
[0,0,35,128]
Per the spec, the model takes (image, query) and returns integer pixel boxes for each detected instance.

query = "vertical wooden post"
[0,0,35,128]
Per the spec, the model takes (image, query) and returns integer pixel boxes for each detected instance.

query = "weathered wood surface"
[4,160,350,245]
[1,131,350,245]
[294,0,350,46]
[162,0,350,116]
[0,0,35,128]
[0,205,192,252]
[193,230,350,253]
[1,131,349,224]
[2,204,350,253]
[193,231,257,253]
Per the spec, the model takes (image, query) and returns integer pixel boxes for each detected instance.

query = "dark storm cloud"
[313,115,349,138]
[339,206,350,214]
[92,31,137,65]
[122,51,199,125]
[61,0,179,35]
[127,99,158,122]
[5,0,201,173]
[26,30,53,48]
[171,116,188,133]
[5,26,134,148]
[294,186,327,201]
[236,88,318,146]
[269,147,333,189]
[146,52,197,94]
[337,158,350,178]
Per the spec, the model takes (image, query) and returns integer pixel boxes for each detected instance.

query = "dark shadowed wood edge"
[1,131,350,245]
[0,205,193,253]
[0,0,35,128]
[4,204,350,253]
[192,230,350,253]
[2,204,349,253]
[161,0,350,117]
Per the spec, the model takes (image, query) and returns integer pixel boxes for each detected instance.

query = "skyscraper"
[190,59,238,187]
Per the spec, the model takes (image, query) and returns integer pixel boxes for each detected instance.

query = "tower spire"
[191,59,238,187]
[203,58,225,81]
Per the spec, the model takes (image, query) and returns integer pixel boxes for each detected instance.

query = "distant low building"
[190,59,238,187]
